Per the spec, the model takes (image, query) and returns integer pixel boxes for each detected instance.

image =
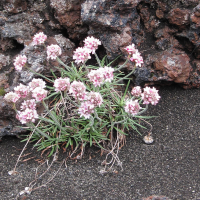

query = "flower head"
[28,78,46,90]
[141,87,161,105]
[87,91,103,107]
[130,52,144,67]
[4,92,20,103]
[16,108,38,124]
[131,86,142,97]
[20,99,37,111]
[124,44,137,55]
[14,84,29,98]
[14,55,27,71]
[78,101,94,119]
[88,69,104,87]
[47,44,62,60]
[69,81,87,101]
[73,47,91,64]
[32,87,48,101]
[32,32,47,46]
[124,99,141,116]
[84,36,101,54]
[54,77,70,92]
[101,66,114,82]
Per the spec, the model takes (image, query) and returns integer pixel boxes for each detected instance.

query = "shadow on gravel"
[0,84,200,200]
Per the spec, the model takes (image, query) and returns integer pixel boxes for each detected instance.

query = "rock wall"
[0,0,199,138]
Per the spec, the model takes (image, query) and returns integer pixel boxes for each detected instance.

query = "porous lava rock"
[50,0,88,39]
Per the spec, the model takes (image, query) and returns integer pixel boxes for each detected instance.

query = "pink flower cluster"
[125,44,143,67]
[124,100,141,116]
[131,86,142,97]
[47,44,62,60]
[130,86,160,105]
[14,84,29,98]
[73,47,91,64]
[14,55,27,71]
[88,66,114,87]
[78,91,103,119]
[4,78,47,124]
[16,108,38,124]
[4,83,30,104]
[28,78,47,101]
[124,86,160,116]
[69,81,87,101]
[20,99,37,110]
[73,36,101,64]
[141,87,161,105]
[87,91,103,107]
[32,87,48,101]
[4,92,20,103]
[78,101,95,119]
[29,78,46,90]
[32,32,47,46]
[83,36,101,54]
[54,77,70,92]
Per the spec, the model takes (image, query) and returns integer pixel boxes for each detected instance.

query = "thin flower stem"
[114,57,130,72]
[13,129,34,172]
[94,52,102,68]
[94,110,101,124]
[65,93,79,107]
[136,104,148,115]
[29,122,51,139]
[56,57,71,71]
[83,61,89,73]
[116,67,136,83]
[25,66,54,83]
[60,91,69,116]
[42,100,65,133]
[89,116,94,127]
[111,118,128,129]
[140,118,153,134]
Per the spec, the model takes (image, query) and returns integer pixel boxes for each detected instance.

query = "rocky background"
[0,0,200,138]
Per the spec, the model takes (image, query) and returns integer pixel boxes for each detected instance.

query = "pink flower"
[87,92,103,107]
[32,32,47,46]
[20,99,37,110]
[4,92,20,103]
[14,55,27,71]
[102,66,114,82]
[16,108,38,124]
[47,44,62,60]
[131,86,142,97]
[88,67,114,87]
[14,84,29,98]
[78,101,94,119]
[124,44,137,55]
[124,99,141,116]
[28,78,46,90]
[130,52,144,67]
[69,81,87,101]
[141,87,161,105]
[73,47,91,64]
[54,77,70,92]
[88,69,104,87]
[32,87,48,101]
[84,36,101,54]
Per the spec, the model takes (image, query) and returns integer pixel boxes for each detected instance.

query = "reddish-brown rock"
[152,48,192,84]
[167,8,190,29]
[3,0,27,13]
[50,0,87,39]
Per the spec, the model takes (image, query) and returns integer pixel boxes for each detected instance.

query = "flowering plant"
[4,34,160,172]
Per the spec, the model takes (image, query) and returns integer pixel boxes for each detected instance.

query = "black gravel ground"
[0,84,200,200]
